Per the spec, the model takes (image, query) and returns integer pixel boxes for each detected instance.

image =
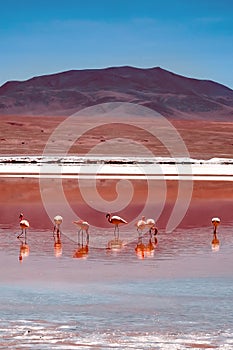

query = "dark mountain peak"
[0,66,232,120]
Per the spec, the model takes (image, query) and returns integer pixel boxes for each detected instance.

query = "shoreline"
[0,156,233,180]
[1,155,233,163]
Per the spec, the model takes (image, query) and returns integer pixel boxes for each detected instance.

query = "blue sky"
[0,0,232,88]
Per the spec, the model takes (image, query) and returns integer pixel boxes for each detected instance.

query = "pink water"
[0,220,233,349]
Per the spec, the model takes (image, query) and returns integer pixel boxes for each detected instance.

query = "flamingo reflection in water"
[106,213,127,250]
[107,238,123,251]
[18,240,30,262]
[53,230,62,257]
[73,219,89,259]
[211,217,220,251]
[135,224,158,259]
[73,244,89,259]
[135,239,156,259]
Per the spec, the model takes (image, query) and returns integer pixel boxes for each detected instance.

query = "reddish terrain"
[0,115,233,159]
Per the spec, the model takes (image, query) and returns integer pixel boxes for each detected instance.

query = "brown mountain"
[0,66,233,120]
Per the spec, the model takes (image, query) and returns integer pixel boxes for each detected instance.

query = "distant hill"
[0,66,233,120]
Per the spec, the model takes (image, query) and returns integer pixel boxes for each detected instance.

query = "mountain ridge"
[0,66,232,120]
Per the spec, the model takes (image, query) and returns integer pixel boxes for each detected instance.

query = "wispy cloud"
[194,16,225,24]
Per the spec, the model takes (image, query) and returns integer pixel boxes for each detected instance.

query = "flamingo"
[146,218,156,230]
[17,213,30,241]
[106,213,127,239]
[145,218,159,237]
[73,219,90,245]
[211,217,220,252]
[135,216,147,236]
[53,215,63,235]
[149,225,158,243]
[211,217,220,234]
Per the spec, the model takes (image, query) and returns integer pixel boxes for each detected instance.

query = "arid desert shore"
[0,115,233,159]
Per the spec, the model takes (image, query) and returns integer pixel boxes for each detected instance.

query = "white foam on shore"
[0,156,232,180]
[0,155,233,164]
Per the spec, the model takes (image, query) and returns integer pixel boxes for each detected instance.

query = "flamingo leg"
[149,228,153,239]
[53,225,61,237]
[137,228,143,242]
[77,229,81,245]
[116,225,120,240]
[86,230,89,245]
[81,230,84,246]
[17,229,24,239]
[54,230,60,244]
[24,229,27,244]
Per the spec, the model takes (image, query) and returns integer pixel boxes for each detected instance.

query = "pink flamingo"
[53,215,63,235]
[211,217,220,234]
[135,216,147,235]
[211,217,220,251]
[17,213,30,242]
[73,219,90,245]
[146,218,155,230]
[106,213,127,239]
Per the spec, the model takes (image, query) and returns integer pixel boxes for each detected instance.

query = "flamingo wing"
[73,220,89,230]
[146,218,155,227]
[20,219,30,228]
[54,215,63,224]
[136,219,146,229]
[212,217,220,223]
[82,221,89,228]
[73,219,84,225]
[111,215,127,224]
